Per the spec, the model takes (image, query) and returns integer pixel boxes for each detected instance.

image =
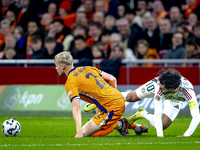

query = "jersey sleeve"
[90,67,103,76]
[65,80,80,102]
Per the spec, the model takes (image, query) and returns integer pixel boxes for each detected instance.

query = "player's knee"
[82,128,91,137]
[162,119,171,130]
[163,124,169,130]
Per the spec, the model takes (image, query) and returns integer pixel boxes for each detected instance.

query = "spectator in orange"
[92,11,104,26]
[182,0,200,18]
[5,10,17,33]
[152,0,167,21]
[0,19,11,48]
[59,0,76,28]
[86,22,102,47]
[47,2,59,20]
[134,39,160,67]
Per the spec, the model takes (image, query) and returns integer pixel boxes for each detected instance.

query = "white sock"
[117,120,122,129]
[142,112,155,128]
[134,124,142,132]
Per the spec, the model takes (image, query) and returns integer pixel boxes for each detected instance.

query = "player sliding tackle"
[127,68,200,137]
[54,52,148,138]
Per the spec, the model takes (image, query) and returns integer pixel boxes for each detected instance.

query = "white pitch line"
[1,141,200,147]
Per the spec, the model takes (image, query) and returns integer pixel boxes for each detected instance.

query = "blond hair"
[54,52,73,66]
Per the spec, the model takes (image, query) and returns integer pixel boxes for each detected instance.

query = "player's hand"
[75,132,83,138]
[177,135,185,137]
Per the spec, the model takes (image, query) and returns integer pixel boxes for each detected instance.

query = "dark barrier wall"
[0,67,199,85]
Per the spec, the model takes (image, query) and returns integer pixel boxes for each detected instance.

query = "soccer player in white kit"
[126,68,200,137]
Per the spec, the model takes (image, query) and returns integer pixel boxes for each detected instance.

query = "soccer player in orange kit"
[54,52,148,138]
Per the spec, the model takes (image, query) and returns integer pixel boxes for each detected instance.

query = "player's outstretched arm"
[71,98,83,138]
[102,72,117,89]
[180,101,200,137]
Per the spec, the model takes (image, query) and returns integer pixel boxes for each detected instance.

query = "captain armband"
[189,100,199,110]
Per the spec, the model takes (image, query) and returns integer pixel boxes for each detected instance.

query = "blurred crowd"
[0,0,200,68]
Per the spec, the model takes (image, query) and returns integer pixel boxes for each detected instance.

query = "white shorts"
[136,80,182,121]
[163,100,182,121]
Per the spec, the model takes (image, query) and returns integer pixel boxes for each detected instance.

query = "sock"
[134,124,142,132]
[117,120,122,129]
[142,112,155,128]
[91,126,113,137]
[128,123,137,130]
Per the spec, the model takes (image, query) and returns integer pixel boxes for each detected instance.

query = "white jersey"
[136,76,200,137]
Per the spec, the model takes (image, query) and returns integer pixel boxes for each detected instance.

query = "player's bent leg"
[92,126,113,137]
[126,90,141,102]
[82,119,101,137]
[162,114,172,130]
[117,118,129,136]
[162,100,181,130]
[127,107,146,124]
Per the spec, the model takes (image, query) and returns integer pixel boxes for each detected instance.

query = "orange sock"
[92,126,113,137]
[128,123,137,130]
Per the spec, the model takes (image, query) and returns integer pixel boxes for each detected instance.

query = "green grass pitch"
[0,116,200,150]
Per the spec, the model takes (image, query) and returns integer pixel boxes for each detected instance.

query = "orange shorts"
[92,103,125,129]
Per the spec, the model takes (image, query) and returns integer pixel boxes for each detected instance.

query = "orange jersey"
[65,66,125,113]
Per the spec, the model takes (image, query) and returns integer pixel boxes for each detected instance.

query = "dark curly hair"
[158,68,181,89]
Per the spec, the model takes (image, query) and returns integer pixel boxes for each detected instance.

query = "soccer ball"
[2,119,21,137]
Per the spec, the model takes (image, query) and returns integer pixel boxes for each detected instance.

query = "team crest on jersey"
[155,95,160,101]
[141,88,145,93]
